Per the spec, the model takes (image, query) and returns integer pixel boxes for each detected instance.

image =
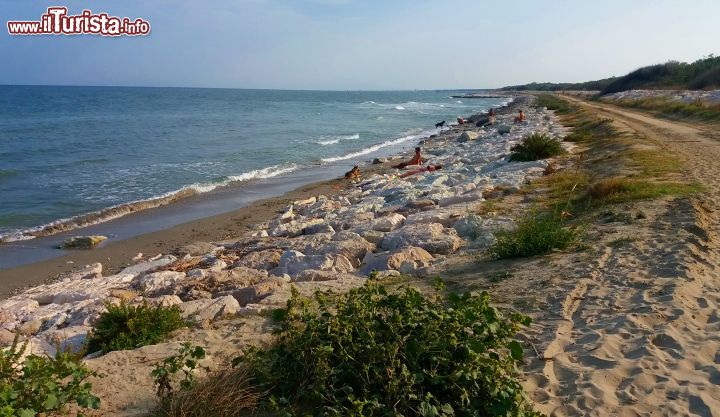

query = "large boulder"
[275,250,355,276]
[452,214,484,240]
[316,234,375,267]
[368,213,405,232]
[121,255,177,276]
[380,223,463,255]
[41,326,90,354]
[438,190,484,207]
[457,131,479,142]
[226,278,288,306]
[358,246,434,275]
[234,249,282,271]
[133,271,187,294]
[60,235,107,249]
[179,295,240,321]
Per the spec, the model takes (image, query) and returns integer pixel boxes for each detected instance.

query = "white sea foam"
[0,163,299,243]
[313,133,360,145]
[395,106,405,110]
[321,129,432,163]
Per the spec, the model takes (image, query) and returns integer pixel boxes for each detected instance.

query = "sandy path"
[528,97,720,416]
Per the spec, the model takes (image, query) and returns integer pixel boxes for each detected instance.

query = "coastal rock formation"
[358,246,434,275]
[457,131,479,142]
[60,235,107,249]
[380,223,463,255]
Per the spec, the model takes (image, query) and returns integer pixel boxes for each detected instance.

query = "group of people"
[345,106,527,181]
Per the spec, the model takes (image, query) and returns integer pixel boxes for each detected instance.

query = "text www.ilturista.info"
[7,7,150,36]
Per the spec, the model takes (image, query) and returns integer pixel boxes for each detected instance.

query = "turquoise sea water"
[0,86,504,242]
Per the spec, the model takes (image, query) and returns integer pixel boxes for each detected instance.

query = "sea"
[0,86,505,260]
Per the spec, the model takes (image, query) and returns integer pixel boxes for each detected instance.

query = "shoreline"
[0,97,524,294]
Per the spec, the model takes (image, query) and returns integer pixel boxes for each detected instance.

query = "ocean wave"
[0,163,298,243]
[395,106,405,110]
[313,133,360,146]
[321,129,430,163]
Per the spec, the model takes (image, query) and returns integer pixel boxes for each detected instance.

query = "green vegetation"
[535,94,573,113]
[587,178,701,204]
[504,54,720,93]
[509,133,565,162]
[601,55,720,94]
[87,302,187,354]
[150,343,259,417]
[503,77,618,92]
[0,333,100,417]
[489,212,580,259]
[604,97,720,122]
[152,343,209,398]
[237,282,541,417]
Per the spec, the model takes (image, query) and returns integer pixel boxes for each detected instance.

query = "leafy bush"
[87,302,187,354]
[510,133,565,162]
[237,282,541,417]
[152,343,209,398]
[489,212,579,259]
[0,333,100,417]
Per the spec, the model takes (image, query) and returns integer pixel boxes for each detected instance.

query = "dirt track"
[532,96,720,416]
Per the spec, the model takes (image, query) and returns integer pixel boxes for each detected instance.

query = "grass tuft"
[489,212,580,259]
[152,367,259,417]
[510,133,565,162]
[587,177,701,204]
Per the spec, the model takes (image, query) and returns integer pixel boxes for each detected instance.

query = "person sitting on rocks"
[514,110,526,123]
[488,108,496,124]
[394,147,424,169]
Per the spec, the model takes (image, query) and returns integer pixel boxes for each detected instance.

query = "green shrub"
[510,133,565,162]
[0,333,100,416]
[237,282,542,417]
[87,302,187,354]
[490,212,579,259]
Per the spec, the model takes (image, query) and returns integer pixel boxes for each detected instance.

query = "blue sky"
[2,0,719,89]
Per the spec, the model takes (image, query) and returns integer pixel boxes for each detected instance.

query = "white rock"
[359,246,434,275]
[134,270,187,294]
[457,131,479,142]
[369,213,406,232]
[380,223,463,255]
[120,255,177,276]
[179,295,240,321]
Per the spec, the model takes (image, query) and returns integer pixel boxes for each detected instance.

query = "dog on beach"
[344,165,361,180]
[434,120,446,128]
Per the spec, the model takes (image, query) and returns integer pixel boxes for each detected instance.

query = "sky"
[1,0,719,90]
